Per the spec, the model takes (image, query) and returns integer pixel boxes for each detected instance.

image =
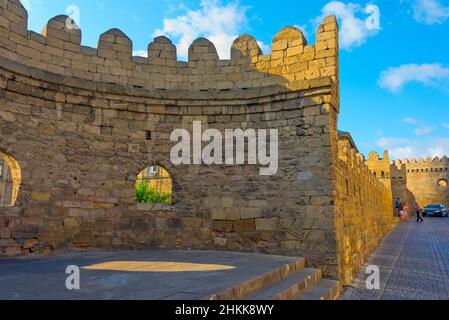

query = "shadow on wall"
[0,0,347,282]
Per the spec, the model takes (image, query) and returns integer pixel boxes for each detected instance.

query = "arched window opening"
[136,165,172,204]
[0,152,21,207]
[438,179,448,187]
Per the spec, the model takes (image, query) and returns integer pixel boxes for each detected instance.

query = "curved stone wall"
[0,0,338,92]
[0,1,400,287]
[0,0,344,279]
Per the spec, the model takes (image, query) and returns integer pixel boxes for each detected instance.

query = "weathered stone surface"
[336,135,395,285]
[30,192,51,202]
[255,218,280,231]
[0,3,400,287]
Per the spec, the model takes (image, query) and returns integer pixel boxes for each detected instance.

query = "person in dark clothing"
[394,197,401,217]
[415,202,423,223]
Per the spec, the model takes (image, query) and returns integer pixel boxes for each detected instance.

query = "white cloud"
[257,40,271,55]
[133,50,148,58]
[412,0,449,24]
[293,24,309,40]
[207,33,239,59]
[402,117,434,136]
[153,0,265,60]
[443,122,449,129]
[403,117,417,124]
[315,1,381,50]
[415,126,434,136]
[377,137,449,159]
[378,63,449,92]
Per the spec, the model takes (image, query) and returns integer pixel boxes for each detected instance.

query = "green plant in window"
[135,181,172,204]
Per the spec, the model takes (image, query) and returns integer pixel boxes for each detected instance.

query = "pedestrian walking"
[399,201,408,221]
[415,202,423,223]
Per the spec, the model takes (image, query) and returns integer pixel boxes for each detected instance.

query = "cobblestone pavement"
[341,217,449,300]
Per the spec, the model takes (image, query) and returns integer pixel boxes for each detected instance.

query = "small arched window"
[136,165,173,204]
[0,152,21,206]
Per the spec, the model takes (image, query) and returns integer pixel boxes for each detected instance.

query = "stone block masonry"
[368,154,449,216]
[0,0,394,286]
[336,141,394,285]
[391,157,449,208]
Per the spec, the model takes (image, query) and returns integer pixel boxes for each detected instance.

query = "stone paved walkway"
[0,250,299,300]
[341,217,449,300]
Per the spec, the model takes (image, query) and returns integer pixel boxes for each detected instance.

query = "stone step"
[245,268,322,300]
[207,257,305,300]
[294,279,340,300]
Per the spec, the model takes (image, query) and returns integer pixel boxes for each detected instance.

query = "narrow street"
[342,218,449,300]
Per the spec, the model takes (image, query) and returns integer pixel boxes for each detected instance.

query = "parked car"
[422,204,448,217]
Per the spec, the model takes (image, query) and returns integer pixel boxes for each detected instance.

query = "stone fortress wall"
[366,152,449,213]
[0,0,336,92]
[0,0,394,285]
[335,139,394,285]
[391,157,449,208]
[367,151,416,217]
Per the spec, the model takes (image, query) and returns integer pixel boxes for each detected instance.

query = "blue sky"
[19,0,449,160]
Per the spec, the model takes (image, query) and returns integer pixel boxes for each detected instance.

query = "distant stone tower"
[366,151,392,193]
[392,157,449,207]
[366,153,449,213]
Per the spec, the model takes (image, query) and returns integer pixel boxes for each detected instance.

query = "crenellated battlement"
[0,0,338,93]
[391,156,449,170]
[0,1,399,287]
[338,141,389,193]
[387,156,449,209]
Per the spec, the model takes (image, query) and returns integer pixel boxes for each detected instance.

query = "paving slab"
[0,250,300,300]
[341,218,449,300]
